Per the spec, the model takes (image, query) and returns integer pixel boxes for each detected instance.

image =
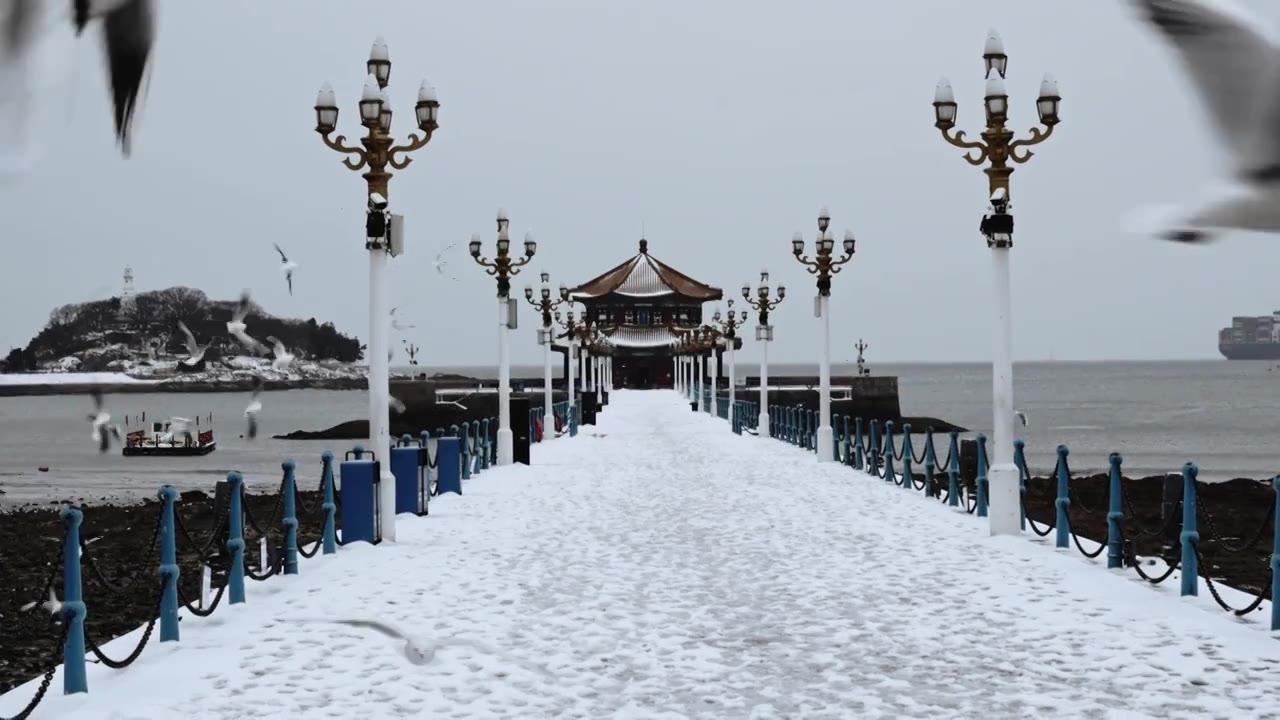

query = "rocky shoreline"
[0,488,336,696]
[0,376,370,397]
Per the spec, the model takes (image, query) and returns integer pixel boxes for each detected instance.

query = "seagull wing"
[265,335,287,357]
[286,272,293,296]
[99,0,154,156]
[389,396,406,414]
[273,243,288,263]
[3,0,36,57]
[177,321,198,356]
[250,375,264,400]
[232,328,264,354]
[247,413,257,439]
[232,291,252,324]
[330,619,407,640]
[1132,0,1280,168]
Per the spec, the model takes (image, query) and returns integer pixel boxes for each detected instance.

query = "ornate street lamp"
[742,270,785,437]
[469,209,536,465]
[791,209,855,463]
[527,272,568,437]
[932,28,1061,536]
[312,36,441,543]
[712,300,749,428]
[555,309,583,405]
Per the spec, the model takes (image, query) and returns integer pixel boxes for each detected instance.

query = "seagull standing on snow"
[265,336,293,370]
[274,243,297,295]
[176,320,209,367]
[227,291,265,356]
[1127,0,1280,243]
[300,619,554,677]
[87,388,121,453]
[244,376,263,439]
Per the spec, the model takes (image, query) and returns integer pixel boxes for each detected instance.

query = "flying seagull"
[389,395,406,414]
[87,388,121,453]
[227,291,265,356]
[1,0,154,159]
[244,376,263,439]
[1015,410,1028,427]
[390,307,415,331]
[176,320,209,367]
[265,335,294,371]
[1126,0,1280,243]
[274,243,297,295]
[20,586,63,620]
[432,243,457,281]
[297,618,554,677]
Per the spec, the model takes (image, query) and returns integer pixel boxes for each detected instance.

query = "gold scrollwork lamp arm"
[939,127,989,166]
[388,132,433,170]
[1008,124,1055,164]
[320,133,368,171]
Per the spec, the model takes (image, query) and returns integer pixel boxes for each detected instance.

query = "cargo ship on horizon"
[1219,312,1280,360]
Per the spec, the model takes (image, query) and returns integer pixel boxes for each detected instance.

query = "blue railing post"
[321,451,337,555]
[947,431,961,507]
[1014,440,1027,531]
[869,420,880,476]
[841,416,851,464]
[1270,476,1280,631]
[975,434,990,516]
[281,460,298,574]
[883,421,897,484]
[473,422,484,475]
[901,424,914,491]
[479,419,491,469]
[924,428,936,498]
[1180,463,1199,597]
[60,507,87,694]
[460,421,472,480]
[854,418,864,470]
[158,485,180,642]
[226,471,247,604]
[1107,453,1124,570]
[1054,445,1070,549]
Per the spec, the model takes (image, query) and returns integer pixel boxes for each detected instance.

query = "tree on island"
[0,286,363,373]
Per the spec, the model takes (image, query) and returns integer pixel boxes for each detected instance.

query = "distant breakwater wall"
[0,377,369,397]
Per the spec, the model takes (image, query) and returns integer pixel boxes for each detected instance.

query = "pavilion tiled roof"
[568,239,722,301]
[600,324,684,349]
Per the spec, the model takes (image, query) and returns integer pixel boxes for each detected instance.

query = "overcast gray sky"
[2,0,1275,366]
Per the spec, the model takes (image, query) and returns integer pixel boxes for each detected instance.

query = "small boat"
[123,414,217,457]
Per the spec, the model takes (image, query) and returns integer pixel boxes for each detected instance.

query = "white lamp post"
[526,272,567,439]
[791,210,855,463]
[933,29,1061,535]
[312,36,440,542]
[742,271,784,437]
[469,211,537,465]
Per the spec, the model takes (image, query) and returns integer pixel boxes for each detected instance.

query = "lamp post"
[712,302,748,428]
[556,310,581,409]
[469,211,537,465]
[312,36,440,542]
[741,270,785,438]
[932,29,1061,536]
[526,272,568,437]
[791,210,855,463]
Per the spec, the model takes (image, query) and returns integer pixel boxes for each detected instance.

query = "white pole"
[542,326,554,438]
[567,340,576,407]
[595,357,603,405]
[728,342,736,427]
[988,245,1020,535]
[577,345,585,393]
[758,335,770,438]
[816,294,833,463]
[368,245,396,540]
[583,347,591,392]
[607,356,614,391]
[708,349,717,415]
[696,354,705,412]
[496,297,513,466]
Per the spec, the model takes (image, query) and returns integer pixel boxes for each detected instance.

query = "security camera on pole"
[526,272,568,438]
[469,211,537,466]
[312,36,440,542]
[791,210,855,463]
[742,271,785,438]
[932,28,1061,536]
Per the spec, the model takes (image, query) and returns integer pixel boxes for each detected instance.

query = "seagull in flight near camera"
[244,376,264,439]
[274,243,297,295]
[265,336,294,371]
[1,0,155,163]
[87,388,122,453]
[227,290,265,356]
[1125,0,1280,243]
[176,320,209,367]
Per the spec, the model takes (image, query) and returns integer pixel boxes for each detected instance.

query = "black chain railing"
[0,620,70,720]
[80,506,163,594]
[1197,496,1275,555]
[177,580,228,619]
[1195,545,1269,616]
[83,578,164,670]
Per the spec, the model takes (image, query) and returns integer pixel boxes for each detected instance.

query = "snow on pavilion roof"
[601,324,684,349]
[568,239,721,301]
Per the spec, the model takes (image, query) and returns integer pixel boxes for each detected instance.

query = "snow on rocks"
[5,391,1280,718]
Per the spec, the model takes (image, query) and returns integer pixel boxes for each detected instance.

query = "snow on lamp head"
[933,77,957,130]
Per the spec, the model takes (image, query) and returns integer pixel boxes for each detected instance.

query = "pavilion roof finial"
[639,237,648,254]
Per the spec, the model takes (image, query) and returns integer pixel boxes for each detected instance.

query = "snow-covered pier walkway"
[7,391,1280,719]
